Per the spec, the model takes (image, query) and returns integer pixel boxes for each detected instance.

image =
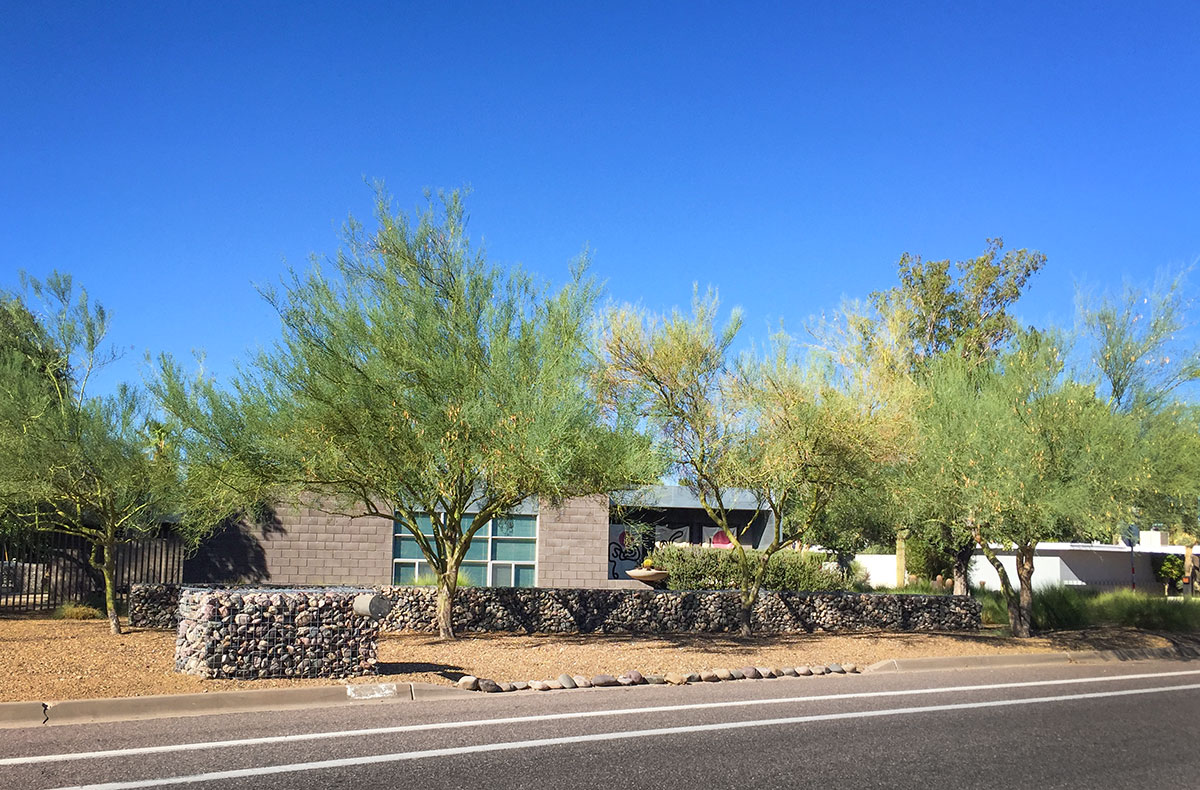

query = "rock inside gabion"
[174,587,380,679]
[129,584,182,629]
[377,586,982,635]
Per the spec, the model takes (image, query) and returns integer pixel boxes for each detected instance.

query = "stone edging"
[453,661,861,693]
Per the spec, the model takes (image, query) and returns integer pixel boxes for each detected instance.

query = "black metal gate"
[0,531,184,613]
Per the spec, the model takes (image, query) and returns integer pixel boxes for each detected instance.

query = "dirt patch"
[0,617,1175,703]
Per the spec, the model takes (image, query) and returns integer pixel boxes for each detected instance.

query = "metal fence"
[0,531,184,613]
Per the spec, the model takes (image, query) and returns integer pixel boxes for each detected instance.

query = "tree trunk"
[737,553,771,637]
[737,602,753,637]
[952,542,973,596]
[976,532,1030,638]
[1015,545,1035,638]
[895,530,907,588]
[435,570,458,640]
[737,582,759,638]
[93,541,121,635]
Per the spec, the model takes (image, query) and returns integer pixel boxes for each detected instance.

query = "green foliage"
[973,584,1200,633]
[414,571,474,588]
[870,579,951,595]
[1080,270,1200,413]
[603,290,903,633]
[910,331,1137,636]
[0,273,235,634]
[49,602,104,620]
[871,238,1046,364]
[1026,585,1200,632]
[1079,271,1200,541]
[1087,590,1200,631]
[971,588,1010,626]
[1030,585,1090,631]
[648,545,848,593]
[864,240,1046,596]
[1152,554,1185,592]
[904,534,953,580]
[157,188,660,639]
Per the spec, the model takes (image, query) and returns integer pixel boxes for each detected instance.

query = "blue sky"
[3,2,1198,393]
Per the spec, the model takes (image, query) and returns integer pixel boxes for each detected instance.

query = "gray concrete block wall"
[259,506,393,586]
[537,495,641,589]
[190,496,629,590]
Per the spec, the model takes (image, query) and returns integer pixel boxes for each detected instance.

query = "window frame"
[392,513,537,588]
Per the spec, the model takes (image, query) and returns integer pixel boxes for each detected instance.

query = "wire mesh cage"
[175,588,382,679]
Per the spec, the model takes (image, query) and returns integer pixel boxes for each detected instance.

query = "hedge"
[647,544,849,592]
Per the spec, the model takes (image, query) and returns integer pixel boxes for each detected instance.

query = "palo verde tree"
[602,291,901,635]
[922,331,1133,636]
[157,189,659,640]
[870,239,1046,592]
[0,273,225,634]
[1079,271,1200,542]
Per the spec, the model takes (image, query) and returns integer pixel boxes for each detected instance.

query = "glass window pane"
[513,565,536,587]
[492,515,537,538]
[412,515,435,536]
[392,563,416,586]
[394,536,426,560]
[463,538,488,561]
[459,563,488,587]
[464,515,489,537]
[492,539,536,562]
[492,564,513,587]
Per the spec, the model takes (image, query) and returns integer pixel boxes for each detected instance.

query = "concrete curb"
[0,702,47,728]
[0,682,474,729]
[866,644,1200,673]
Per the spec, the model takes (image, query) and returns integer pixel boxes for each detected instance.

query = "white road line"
[4,668,1200,768]
[43,681,1200,790]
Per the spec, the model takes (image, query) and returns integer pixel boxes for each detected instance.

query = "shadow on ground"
[375,661,468,681]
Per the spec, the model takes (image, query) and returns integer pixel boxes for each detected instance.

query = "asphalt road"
[2,659,1198,790]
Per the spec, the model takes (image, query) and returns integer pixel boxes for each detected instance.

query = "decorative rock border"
[452,661,862,693]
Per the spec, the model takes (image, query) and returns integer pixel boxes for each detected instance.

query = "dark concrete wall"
[185,505,393,587]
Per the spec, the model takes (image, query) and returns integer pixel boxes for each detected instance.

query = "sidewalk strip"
[6,667,1200,767]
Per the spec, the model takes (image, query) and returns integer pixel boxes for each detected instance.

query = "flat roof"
[611,484,761,511]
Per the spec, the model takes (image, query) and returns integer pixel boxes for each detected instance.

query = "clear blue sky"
[3,2,1198,393]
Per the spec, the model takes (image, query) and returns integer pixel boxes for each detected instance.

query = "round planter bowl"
[626,568,669,583]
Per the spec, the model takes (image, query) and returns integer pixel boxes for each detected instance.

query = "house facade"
[185,486,773,590]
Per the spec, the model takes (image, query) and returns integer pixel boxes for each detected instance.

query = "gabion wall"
[129,583,182,629]
[379,586,981,634]
[134,584,981,641]
[174,588,380,679]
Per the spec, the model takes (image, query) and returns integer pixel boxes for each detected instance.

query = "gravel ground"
[0,617,1176,703]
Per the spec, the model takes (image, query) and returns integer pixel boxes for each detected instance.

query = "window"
[392,514,537,587]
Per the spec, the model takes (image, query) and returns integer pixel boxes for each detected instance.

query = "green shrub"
[970,587,1009,626]
[1152,554,1185,594]
[1031,585,1090,631]
[647,544,848,592]
[1087,590,1200,631]
[973,584,1200,632]
[872,579,951,596]
[904,535,952,581]
[50,602,104,620]
[414,571,475,588]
